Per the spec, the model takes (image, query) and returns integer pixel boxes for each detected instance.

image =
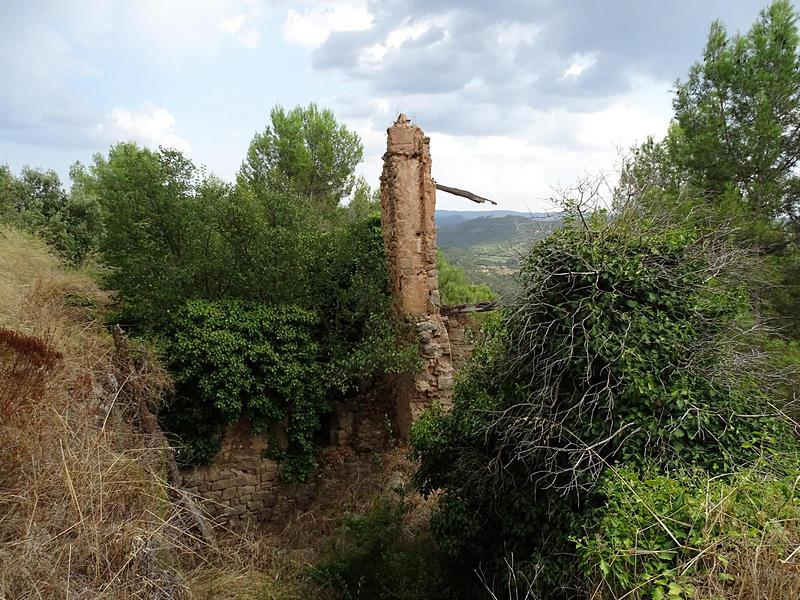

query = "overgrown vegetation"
[413,202,798,597]
[4,2,800,598]
[409,3,800,598]
[437,248,498,305]
[8,104,412,476]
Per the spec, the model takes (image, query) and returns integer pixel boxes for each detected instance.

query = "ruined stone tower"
[379,114,454,436]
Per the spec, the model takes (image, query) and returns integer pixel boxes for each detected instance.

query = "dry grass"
[0,226,201,599]
[0,225,434,599]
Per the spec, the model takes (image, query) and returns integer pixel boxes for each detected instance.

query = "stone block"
[211,478,236,492]
[252,490,269,502]
[438,375,454,390]
[240,473,258,487]
[222,487,237,501]
[422,342,441,357]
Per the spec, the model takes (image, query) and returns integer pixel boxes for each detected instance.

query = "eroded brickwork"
[183,421,280,529]
[185,115,468,526]
[443,312,476,371]
[379,115,454,436]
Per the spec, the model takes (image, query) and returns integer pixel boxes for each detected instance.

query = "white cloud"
[220,13,246,33]
[563,52,598,78]
[218,0,265,49]
[356,16,448,71]
[495,22,540,48]
[333,76,673,214]
[282,1,373,49]
[95,105,193,154]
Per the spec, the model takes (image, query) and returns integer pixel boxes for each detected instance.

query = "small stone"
[438,375,454,390]
[211,478,236,492]
[422,342,441,357]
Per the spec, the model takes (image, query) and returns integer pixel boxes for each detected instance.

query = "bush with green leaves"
[312,499,450,600]
[0,165,103,265]
[158,300,324,478]
[576,464,800,599]
[73,106,415,477]
[309,215,419,395]
[437,248,498,305]
[411,207,797,598]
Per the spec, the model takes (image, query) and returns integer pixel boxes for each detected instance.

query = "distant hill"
[436,214,562,301]
[434,209,557,228]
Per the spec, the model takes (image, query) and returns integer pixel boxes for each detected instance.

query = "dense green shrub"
[86,139,415,476]
[576,465,800,599]
[159,300,324,478]
[411,212,797,598]
[310,216,419,395]
[0,165,103,265]
[312,499,450,600]
[437,249,497,305]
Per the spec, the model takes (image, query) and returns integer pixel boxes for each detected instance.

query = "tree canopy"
[670,0,800,230]
[239,103,364,225]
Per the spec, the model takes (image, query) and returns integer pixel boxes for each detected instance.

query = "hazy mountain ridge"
[435,213,562,300]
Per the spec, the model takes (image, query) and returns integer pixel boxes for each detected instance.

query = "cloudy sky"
[0,0,779,212]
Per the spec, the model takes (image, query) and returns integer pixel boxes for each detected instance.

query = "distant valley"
[434,210,563,300]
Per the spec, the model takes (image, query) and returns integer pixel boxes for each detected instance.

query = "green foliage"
[88,143,212,325]
[576,465,800,599]
[671,0,800,224]
[239,103,363,225]
[437,249,497,305]
[412,211,796,598]
[308,216,418,395]
[159,300,324,476]
[622,1,800,333]
[312,499,449,600]
[0,164,103,264]
[85,121,411,475]
[343,176,380,221]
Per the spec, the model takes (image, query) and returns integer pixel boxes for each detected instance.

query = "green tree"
[0,165,22,218]
[343,175,380,222]
[412,208,794,598]
[437,249,497,305]
[670,0,800,232]
[239,103,363,224]
[89,143,212,324]
[0,165,102,264]
[620,1,800,333]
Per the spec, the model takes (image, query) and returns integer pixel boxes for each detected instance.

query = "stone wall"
[379,114,455,437]
[183,421,280,529]
[183,115,478,526]
[443,312,476,371]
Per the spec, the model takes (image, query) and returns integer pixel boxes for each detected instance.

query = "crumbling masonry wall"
[184,115,465,526]
[379,115,454,436]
